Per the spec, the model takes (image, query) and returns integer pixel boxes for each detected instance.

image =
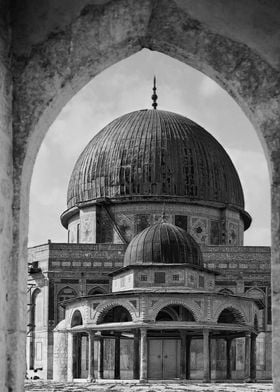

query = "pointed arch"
[71,310,83,328]
[217,306,246,325]
[97,305,132,324]
[88,286,106,295]
[155,304,195,322]
[57,286,77,323]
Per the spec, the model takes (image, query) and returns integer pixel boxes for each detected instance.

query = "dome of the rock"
[67,110,245,209]
[123,221,203,267]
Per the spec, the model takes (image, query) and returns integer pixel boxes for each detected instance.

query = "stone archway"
[2,1,280,391]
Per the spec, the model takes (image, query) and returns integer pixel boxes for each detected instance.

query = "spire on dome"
[151,76,158,109]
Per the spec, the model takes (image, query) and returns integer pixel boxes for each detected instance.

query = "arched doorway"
[148,305,195,379]
[96,305,134,379]
[70,311,88,379]
[5,2,280,390]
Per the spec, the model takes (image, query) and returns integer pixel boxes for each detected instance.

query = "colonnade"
[67,328,257,382]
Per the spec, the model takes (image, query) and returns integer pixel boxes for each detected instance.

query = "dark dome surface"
[123,221,203,266]
[67,109,244,210]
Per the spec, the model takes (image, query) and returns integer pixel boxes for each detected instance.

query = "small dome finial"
[151,76,158,109]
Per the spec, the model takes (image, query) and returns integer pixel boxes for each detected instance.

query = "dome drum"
[62,200,247,246]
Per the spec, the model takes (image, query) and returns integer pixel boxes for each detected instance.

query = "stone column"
[114,333,121,379]
[186,337,192,380]
[140,328,148,382]
[133,330,140,379]
[244,332,251,381]
[67,333,74,381]
[87,331,95,382]
[203,330,211,382]
[97,336,104,379]
[250,333,257,382]
[226,338,232,380]
[180,331,187,379]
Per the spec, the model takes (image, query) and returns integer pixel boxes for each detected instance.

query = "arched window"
[97,305,132,324]
[219,288,234,295]
[33,289,43,330]
[88,287,106,295]
[57,286,77,322]
[71,310,83,327]
[156,304,195,322]
[217,307,245,324]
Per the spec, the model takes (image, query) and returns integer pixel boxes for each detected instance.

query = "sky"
[28,49,271,247]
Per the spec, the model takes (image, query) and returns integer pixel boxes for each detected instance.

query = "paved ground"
[24,381,273,392]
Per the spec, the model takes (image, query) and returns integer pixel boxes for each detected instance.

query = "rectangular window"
[173,274,179,281]
[77,223,80,243]
[175,215,188,231]
[140,275,147,281]
[154,271,165,284]
[210,220,220,245]
[199,275,205,288]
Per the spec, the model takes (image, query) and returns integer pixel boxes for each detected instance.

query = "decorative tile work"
[190,217,208,244]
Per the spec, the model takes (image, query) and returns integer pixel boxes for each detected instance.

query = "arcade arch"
[3,1,280,390]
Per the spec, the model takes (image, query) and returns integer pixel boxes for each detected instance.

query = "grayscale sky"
[28,49,270,247]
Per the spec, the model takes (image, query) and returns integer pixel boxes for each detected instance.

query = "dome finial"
[151,76,158,109]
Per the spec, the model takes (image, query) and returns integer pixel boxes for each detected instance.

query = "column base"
[139,378,148,384]
[87,377,96,383]
[245,378,256,383]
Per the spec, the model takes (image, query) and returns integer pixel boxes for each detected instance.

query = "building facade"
[27,104,271,382]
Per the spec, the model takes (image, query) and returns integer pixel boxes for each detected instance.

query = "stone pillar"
[140,328,148,382]
[97,336,104,379]
[133,330,140,379]
[114,333,121,379]
[250,333,257,382]
[180,331,187,379]
[226,338,232,380]
[186,337,191,380]
[67,333,74,381]
[203,330,211,382]
[244,332,251,381]
[87,331,95,382]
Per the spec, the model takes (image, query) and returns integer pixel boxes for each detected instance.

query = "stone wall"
[0,2,13,392]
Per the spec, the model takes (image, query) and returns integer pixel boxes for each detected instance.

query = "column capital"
[203,329,210,336]
[140,328,147,336]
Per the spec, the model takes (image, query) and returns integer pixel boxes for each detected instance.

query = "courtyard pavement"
[24,381,273,392]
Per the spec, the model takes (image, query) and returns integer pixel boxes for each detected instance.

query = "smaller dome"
[124,221,203,267]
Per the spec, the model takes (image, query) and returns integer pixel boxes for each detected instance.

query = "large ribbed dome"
[123,221,203,266]
[67,109,244,211]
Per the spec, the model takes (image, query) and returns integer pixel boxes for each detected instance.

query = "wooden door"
[148,339,162,379]
[148,339,180,379]
[163,339,180,379]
